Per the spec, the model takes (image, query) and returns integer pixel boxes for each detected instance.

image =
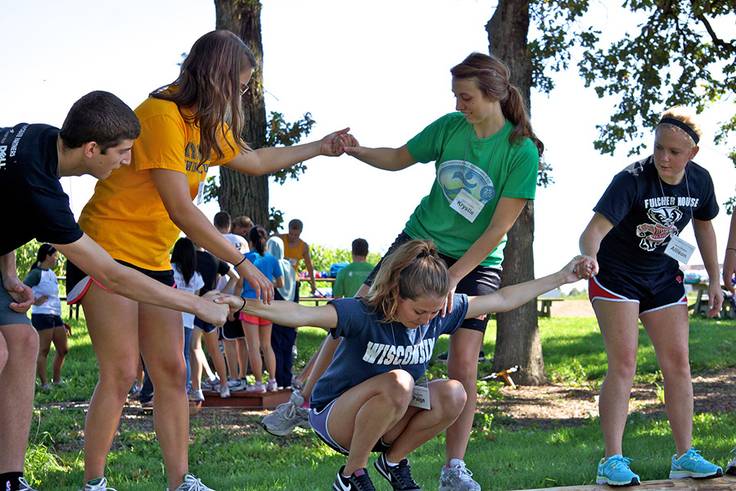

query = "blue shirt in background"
[241,251,283,299]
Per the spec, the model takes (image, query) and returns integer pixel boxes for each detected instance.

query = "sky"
[1,0,734,290]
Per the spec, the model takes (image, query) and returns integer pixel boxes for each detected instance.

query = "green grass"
[25,314,736,490]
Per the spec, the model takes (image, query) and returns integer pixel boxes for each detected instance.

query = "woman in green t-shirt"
[274,52,543,490]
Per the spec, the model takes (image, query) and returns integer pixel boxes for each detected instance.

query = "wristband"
[236,297,247,314]
[233,256,247,268]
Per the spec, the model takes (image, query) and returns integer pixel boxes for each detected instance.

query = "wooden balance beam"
[520,474,736,490]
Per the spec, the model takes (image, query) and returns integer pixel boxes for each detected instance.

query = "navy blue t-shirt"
[0,124,83,255]
[594,156,718,277]
[310,293,469,411]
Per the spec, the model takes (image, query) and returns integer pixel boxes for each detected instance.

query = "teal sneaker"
[669,448,723,479]
[596,455,640,486]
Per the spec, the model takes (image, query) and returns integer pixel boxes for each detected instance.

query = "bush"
[14,240,66,279]
[308,244,381,275]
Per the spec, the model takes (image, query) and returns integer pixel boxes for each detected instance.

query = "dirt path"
[490,368,736,428]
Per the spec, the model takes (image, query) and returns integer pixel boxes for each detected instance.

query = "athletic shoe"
[246,382,266,393]
[201,377,220,391]
[669,448,723,479]
[439,459,481,491]
[219,382,231,399]
[374,453,421,490]
[227,378,247,392]
[595,454,640,486]
[726,448,736,475]
[189,389,205,403]
[332,466,375,491]
[83,477,117,490]
[16,477,38,491]
[262,389,309,436]
[266,379,278,392]
[168,474,214,491]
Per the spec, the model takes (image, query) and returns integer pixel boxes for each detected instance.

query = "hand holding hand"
[320,128,354,156]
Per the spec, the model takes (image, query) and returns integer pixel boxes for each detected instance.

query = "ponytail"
[364,240,449,322]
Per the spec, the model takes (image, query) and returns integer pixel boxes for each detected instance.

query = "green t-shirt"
[333,261,374,298]
[404,112,539,267]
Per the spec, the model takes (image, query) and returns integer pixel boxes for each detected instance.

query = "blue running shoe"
[669,448,723,479]
[596,455,640,486]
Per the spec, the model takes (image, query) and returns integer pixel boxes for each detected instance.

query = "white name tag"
[409,379,430,410]
[450,188,484,223]
[664,235,695,264]
[196,181,205,205]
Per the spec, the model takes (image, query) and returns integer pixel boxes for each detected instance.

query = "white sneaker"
[219,383,231,399]
[83,477,117,490]
[189,389,205,403]
[266,379,278,392]
[227,378,247,392]
[261,389,310,436]
[439,459,481,491]
[168,474,213,491]
[246,382,266,393]
[17,477,38,491]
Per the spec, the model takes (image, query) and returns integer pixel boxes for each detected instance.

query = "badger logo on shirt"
[636,205,682,252]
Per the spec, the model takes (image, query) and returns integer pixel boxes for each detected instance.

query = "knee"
[99,361,140,394]
[382,369,414,409]
[661,352,691,380]
[17,328,40,359]
[447,352,480,384]
[439,380,468,418]
[151,356,187,387]
[607,355,637,381]
[38,345,51,357]
[56,345,69,357]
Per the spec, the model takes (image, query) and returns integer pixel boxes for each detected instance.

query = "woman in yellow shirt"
[71,30,351,491]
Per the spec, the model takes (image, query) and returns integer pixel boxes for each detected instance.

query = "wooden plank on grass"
[519,474,736,490]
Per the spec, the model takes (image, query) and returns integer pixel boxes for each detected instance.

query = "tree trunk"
[214,0,270,226]
[487,0,546,385]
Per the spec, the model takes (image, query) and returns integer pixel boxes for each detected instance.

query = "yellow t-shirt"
[279,234,308,270]
[78,97,239,270]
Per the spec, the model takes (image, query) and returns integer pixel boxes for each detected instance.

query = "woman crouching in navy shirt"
[579,107,723,486]
[219,239,584,490]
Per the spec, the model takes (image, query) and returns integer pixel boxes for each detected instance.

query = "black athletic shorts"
[31,313,64,331]
[66,259,174,303]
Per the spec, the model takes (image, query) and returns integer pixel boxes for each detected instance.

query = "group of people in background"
[1,27,735,491]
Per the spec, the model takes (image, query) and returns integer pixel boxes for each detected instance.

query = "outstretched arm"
[465,256,586,318]
[225,128,351,176]
[343,143,416,172]
[578,213,614,276]
[220,296,338,330]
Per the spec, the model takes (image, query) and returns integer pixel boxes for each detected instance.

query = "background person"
[279,219,318,295]
[333,238,373,299]
[214,211,248,254]
[240,226,283,392]
[23,244,68,390]
[579,107,723,486]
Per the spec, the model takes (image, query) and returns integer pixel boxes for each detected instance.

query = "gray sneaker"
[82,477,117,491]
[439,459,481,491]
[261,389,310,436]
[726,448,736,476]
[168,474,213,491]
[17,477,38,491]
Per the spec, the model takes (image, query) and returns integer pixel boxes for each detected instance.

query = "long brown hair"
[364,240,450,322]
[152,30,256,164]
[451,52,544,160]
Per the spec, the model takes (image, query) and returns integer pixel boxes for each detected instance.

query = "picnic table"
[689,281,735,318]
